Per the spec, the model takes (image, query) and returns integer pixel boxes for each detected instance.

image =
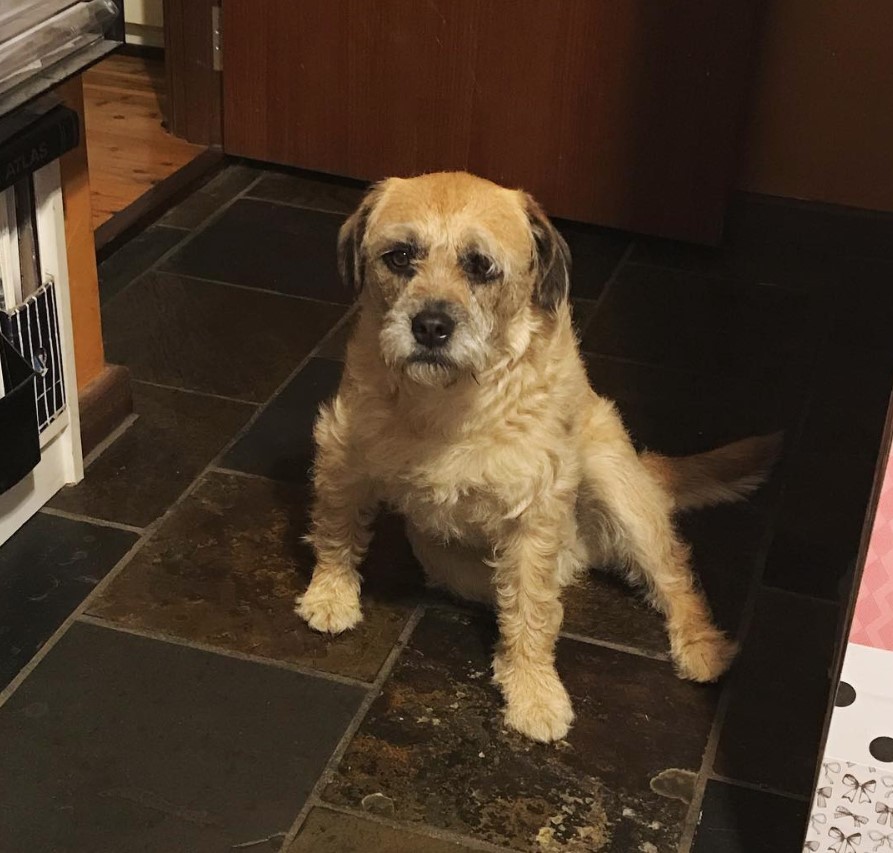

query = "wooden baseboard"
[78,363,133,456]
[95,148,224,256]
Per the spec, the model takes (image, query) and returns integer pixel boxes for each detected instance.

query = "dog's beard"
[379,308,492,387]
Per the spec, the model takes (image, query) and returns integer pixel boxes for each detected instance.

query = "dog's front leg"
[492,505,575,743]
[296,403,377,634]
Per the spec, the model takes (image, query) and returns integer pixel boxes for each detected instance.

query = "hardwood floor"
[83,54,205,230]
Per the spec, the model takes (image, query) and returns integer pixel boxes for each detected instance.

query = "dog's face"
[338,172,571,386]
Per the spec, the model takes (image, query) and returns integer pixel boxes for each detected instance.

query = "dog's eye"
[383,249,412,272]
[462,251,499,283]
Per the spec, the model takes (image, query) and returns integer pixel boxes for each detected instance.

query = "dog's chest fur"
[349,365,585,545]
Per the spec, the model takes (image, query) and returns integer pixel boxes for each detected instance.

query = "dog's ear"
[338,182,387,293]
[524,194,571,312]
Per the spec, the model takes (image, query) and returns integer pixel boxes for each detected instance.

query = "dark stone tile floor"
[3,163,891,851]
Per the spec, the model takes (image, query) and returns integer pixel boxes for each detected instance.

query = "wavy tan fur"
[296,172,776,742]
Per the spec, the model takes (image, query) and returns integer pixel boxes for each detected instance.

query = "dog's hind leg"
[297,398,377,634]
[579,417,738,682]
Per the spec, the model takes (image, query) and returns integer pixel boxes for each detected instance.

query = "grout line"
[76,615,374,691]
[131,378,260,408]
[676,471,792,852]
[706,773,810,803]
[586,241,635,316]
[0,304,355,710]
[81,413,139,469]
[150,269,352,310]
[0,527,151,709]
[208,307,356,469]
[101,172,267,309]
[558,630,670,662]
[37,506,145,535]
[240,189,357,219]
[208,465,289,483]
[310,803,520,853]
[278,606,426,851]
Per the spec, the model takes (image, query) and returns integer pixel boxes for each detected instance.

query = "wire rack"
[0,278,65,431]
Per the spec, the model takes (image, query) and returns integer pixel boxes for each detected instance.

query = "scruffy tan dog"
[296,171,777,742]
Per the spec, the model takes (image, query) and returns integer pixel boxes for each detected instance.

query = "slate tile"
[99,224,185,304]
[726,195,893,262]
[314,313,358,362]
[762,447,878,600]
[247,171,367,216]
[631,236,848,293]
[581,264,825,375]
[762,348,890,599]
[162,198,350,304]
[794,347,893,464]
[564,500,772,654]
[556,221,631,300]
[713,589,838,795]
[827,256,893,354]
[288,808,480,852]
[584,354,803,457]
[0,622,363,853]
[323,609,718,852]
[50,382,255,528]
[102,270,344,402]
[222,358,341,484]
[87,471,424,682]
[159,164,262,229]
[691,780,809,853]
[0,514,136,689]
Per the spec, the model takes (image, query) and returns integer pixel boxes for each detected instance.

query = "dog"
[296,171,779,743]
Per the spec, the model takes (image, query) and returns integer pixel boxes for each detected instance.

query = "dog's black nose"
[411,310,454,348]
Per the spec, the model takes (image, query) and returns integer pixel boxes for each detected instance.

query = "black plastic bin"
[0,332,40,494]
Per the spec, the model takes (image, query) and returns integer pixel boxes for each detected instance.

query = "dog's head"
[339,172,570,386]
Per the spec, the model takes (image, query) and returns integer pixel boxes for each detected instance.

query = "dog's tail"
[641,433,783,512]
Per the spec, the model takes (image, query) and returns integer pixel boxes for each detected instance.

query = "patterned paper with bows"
[806,760,893,852]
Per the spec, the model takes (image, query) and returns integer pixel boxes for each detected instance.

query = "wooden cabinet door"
[222,0,755,243]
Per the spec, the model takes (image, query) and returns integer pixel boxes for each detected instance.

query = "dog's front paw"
[496,663,575,742]
[672,627,738,683]
[295,573,362,634]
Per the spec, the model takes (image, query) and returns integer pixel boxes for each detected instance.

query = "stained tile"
[557,221,631,300]
[584,354,803,457]
[50,383,255,528]
[99,224,185,303]
[247,171,367,216]
[581,264,824,375]
[88,471,424,681]
[0,514,136,689]
[288,808,479,852]
[323,609,717,852]
[714,588,838,795]
[222,359,341,484]
[564,500,771,654]
[159,164,262,229]
[691,781,809,853]
[102,270,344,401]
[162,198,350,303]
[0,622,362,853]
